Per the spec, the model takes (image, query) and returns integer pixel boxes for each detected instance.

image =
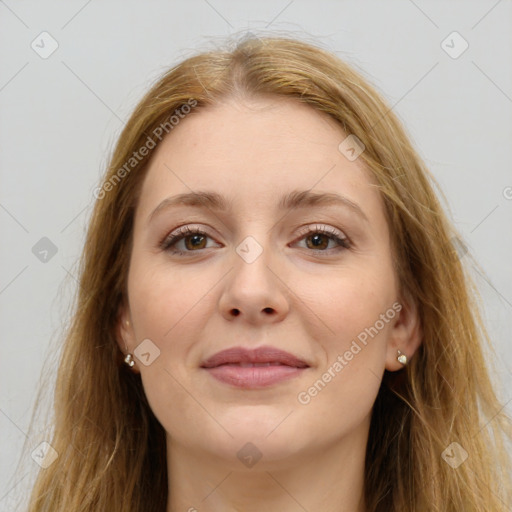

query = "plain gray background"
[1,1,511,509]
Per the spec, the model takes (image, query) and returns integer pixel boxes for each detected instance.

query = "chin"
[219,415,307,456]
[203,433,307,471]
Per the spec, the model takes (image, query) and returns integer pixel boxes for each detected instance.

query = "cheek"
[292,266,397,427]
[127,257,214,341]
[126,261,210,436]
[294,358,382,447]
[300,259,397,343]
[296,265,395,402]
[295,284,393,429]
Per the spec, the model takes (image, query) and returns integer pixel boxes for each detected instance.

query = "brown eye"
[160,226,217,255]
[294,225,350,253]
[182,233,208,250]
[304,233,330,250]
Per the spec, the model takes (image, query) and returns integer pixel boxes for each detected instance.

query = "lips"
[200,346,310,389]
[200,345,309,369]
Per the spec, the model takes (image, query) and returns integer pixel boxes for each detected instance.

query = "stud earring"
[123,320,134,368]
[124,353,135,367]
[397,349,407,365]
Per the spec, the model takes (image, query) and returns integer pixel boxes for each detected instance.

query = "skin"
[116,95,422,512]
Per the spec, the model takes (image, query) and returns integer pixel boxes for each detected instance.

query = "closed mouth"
[200,345,310,369]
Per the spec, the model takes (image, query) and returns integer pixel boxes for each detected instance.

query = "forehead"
[135,96,382,221]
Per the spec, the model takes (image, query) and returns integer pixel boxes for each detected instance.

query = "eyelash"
[159,224,351,256]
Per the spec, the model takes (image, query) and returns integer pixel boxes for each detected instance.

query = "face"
[117,95,419,467]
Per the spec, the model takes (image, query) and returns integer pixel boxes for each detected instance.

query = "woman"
[25,35,511,511]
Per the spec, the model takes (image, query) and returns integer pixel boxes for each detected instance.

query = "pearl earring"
[397,349,407,365]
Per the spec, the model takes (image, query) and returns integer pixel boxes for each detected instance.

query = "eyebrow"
[148,189,369,224]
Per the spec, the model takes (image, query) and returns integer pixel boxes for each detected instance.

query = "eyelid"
[294,223,348,243]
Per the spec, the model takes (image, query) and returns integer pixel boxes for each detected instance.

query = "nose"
[218,236,290,325]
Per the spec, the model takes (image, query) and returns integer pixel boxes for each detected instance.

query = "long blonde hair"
[21,34,511,511]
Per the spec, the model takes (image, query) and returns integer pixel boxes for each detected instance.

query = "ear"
[115,300,140,374]
[385,293,422,372]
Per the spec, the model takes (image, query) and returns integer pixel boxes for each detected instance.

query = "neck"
[165,414,370,512]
